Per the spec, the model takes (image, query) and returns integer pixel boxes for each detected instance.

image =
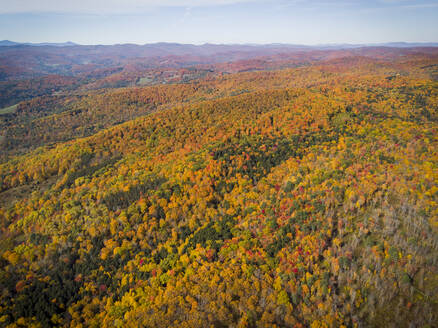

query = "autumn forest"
[0,44,437,327]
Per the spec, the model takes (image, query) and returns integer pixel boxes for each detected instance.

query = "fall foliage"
[0,48,437,327]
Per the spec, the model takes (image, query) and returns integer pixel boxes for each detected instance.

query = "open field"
[0,104,17,115]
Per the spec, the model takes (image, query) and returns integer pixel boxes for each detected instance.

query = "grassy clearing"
[0,104,17,115]
[137,77,154,85]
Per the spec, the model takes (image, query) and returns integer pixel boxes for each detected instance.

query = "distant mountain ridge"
[1,40,438,49]
[0,40,77,47]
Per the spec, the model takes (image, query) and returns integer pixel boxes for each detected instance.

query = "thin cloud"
[378,0,438,9]
[401,2,438,8]
[379,0,438,5]
[0,0,262,14]
[379,0,410,3]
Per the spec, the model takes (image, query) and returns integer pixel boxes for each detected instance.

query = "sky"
[0,0,437,45]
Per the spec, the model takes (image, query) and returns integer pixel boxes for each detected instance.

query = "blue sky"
[0,0,437,45]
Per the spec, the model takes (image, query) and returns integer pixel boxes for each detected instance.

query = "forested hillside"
[0,48,437,327]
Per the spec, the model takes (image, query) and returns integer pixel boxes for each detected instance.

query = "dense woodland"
[0,46,437,327]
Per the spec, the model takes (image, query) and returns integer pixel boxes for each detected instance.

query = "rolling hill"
[0,46,437,327]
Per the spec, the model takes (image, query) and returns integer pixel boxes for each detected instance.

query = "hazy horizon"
[1,40,438,47]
